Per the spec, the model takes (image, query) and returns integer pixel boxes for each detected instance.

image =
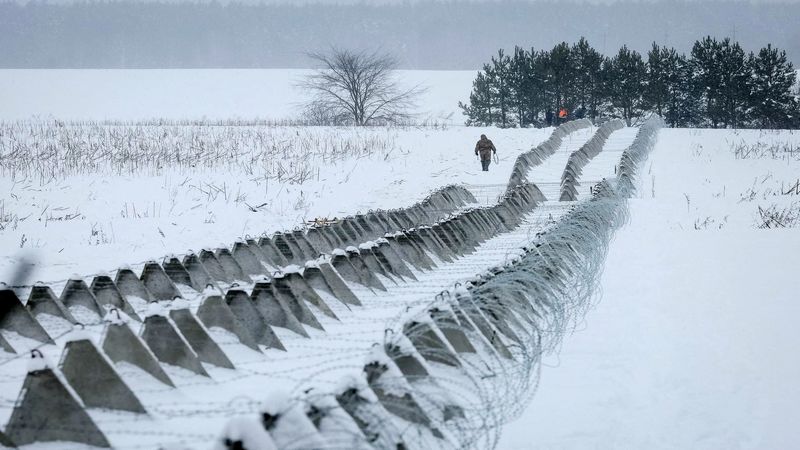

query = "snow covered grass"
[0,122,548,283]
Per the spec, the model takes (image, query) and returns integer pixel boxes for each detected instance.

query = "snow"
[0,69,474,123]
[498,128,800,449]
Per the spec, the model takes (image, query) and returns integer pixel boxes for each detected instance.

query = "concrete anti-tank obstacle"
[384,234,432,271]
[384,342,429,381]
[26,285,76,323]
[302,392,365,445]
[346,248,386,291]
[214,248,249,282]
[277,272,338,320]
[456,294,512,359]
[304,228,332,254]
[199,250,234,283]
[429,308,476,353]
[59,338,147,413]
[196,295,262,352]
[402,321,460,368]
[358,245,397,285]
[416,227,454,262]
[115,268,155,303]
[251,282,309,338]
[313,262,362,306]
[330,252,364,286]
[283,232,312,262]
[141,262,182,301]
[169,308,235,369]
[90,275,141,321]
[244,239,272,266]
[225,290,287,350]
[375,241,417,281]
[363,360,443,439]
[335,383,406,449]
[5,367,111,448]
[258,236,291,267]
[181,254,215,291]
[0,430,16,448]
[61,278,105,318]
[231,242,267,277]
[267,279,325,331]
[0,333,15,354]
[101,322,175,387]
[162,257,197,291]
[140,314,210,377]
[260,392,327,449]
[292,230,319,259]
[271,234,298,263]
[0,289,54,344]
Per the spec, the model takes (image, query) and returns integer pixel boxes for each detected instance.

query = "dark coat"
[474,138,496,161]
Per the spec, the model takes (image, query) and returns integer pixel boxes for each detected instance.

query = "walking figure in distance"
[474,134,497,172]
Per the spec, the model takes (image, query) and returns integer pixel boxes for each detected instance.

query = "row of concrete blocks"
[506,118,594,191]
[215,186,550,449]
[559,119,625,201]
[0,184,476,351]
[0,183,543,449]
[225,124,672,449]
[232,178,638,450]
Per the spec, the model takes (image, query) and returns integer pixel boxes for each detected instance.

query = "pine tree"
[572,37,604,120]
[489,49,513,127]
[748,44,798,129]
[548,42,576,124]
[459,71,493,126]
[607,45,647,126]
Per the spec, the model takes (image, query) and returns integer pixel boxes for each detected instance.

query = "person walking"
[474,134,496,172]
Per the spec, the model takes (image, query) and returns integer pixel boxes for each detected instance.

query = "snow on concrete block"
[266,280,324,331]
[302,391,366,447]
[334,379,405,449]
[115,268,155,303]
[214,248,249,282]
[225,290,286,351]
[330,253,363,286]
[362,358,443,439]
[214,416,277,450]
[5,367,110,447]
[26,284,77,324]
[250,282,309,338]
[101,322,175,387]
[402,320,460,368]
[140,315,210,377]
[169,308,235,369]
[261,390,326,449]
[231,242,267,277]
[59,339,147,413]
[196,295,262,352]
[277,273,338,320]
[90,275,141,321]
[140,262,182,301]
[60,278,104,319]
[0,289,54,345]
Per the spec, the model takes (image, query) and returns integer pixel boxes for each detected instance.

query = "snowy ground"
[2,68,799,449]
[498,128,800,449]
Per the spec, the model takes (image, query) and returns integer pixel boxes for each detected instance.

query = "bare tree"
[300,48,424,126]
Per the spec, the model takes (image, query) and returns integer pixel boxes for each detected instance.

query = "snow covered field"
[498,128,800,449]
[1,69,799,449]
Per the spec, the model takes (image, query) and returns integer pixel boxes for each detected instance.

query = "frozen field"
[0,69,799,449]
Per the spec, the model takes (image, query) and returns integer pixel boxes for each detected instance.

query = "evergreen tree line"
[460,37,799,129]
